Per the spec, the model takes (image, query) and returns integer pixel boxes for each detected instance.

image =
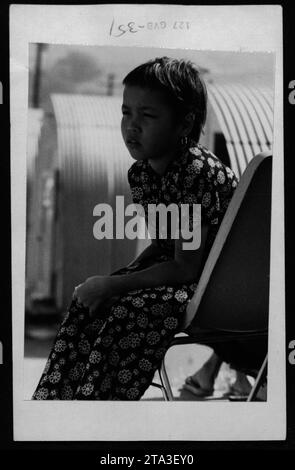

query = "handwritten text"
[110,19,190,37]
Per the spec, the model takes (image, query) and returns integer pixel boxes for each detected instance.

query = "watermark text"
[99,453,194,466]
[288,80,295,104]
[288,340,295,365]
[93,196,201,250]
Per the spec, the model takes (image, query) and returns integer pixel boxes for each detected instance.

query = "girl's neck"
[147,148,181,176]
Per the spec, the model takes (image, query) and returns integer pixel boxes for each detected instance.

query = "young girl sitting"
[33,56,238,400]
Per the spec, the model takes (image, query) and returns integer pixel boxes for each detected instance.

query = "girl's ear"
[182,111,195,137]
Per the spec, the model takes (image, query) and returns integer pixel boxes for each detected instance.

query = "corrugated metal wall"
[207,83,273,178]
[26,109,44,304]
[50,94,140,310]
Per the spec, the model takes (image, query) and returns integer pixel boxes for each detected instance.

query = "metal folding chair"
[155,152,272,401]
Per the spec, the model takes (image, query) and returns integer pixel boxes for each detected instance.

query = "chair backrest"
[184,152,272,333]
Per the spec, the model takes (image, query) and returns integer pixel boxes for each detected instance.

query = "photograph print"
[10,4,285,441]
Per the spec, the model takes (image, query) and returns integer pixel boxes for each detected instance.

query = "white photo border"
[10,4,285,441]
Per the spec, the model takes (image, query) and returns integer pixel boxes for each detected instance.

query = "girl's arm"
[110,224,209,295]
[75,225,209,314]
[126,238,164,267]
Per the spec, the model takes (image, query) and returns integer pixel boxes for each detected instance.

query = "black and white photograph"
[9,3,285,442]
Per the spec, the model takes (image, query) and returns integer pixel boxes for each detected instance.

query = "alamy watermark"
[289,80,295,104]
[93,196,201,250]
[288,340,295,365]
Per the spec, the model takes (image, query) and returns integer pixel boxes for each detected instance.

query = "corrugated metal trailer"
[26,94,143,312]
[26,83,273,314]
[206,82,273,178]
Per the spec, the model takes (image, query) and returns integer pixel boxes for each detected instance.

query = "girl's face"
[121,85,183,162]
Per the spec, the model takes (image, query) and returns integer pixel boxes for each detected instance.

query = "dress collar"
[143,146,191,181]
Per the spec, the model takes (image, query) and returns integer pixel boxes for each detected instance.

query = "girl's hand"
[73,276,112,316]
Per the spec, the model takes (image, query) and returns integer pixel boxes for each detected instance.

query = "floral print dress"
[32,143,238,400]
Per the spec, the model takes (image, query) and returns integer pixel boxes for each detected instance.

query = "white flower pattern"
[175,290,188,303]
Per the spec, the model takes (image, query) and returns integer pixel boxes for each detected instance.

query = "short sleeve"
[182,149,238,230]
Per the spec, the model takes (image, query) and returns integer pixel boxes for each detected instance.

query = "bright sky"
[30,43,275,88]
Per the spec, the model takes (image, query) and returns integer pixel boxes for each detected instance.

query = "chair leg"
[150,381,169,401]
[158,356,174,401]
[246,354,268,402]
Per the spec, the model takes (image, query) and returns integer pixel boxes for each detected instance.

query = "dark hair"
[122,56,207,143]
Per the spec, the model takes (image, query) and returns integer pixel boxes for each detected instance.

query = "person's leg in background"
[182,337,268,399]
